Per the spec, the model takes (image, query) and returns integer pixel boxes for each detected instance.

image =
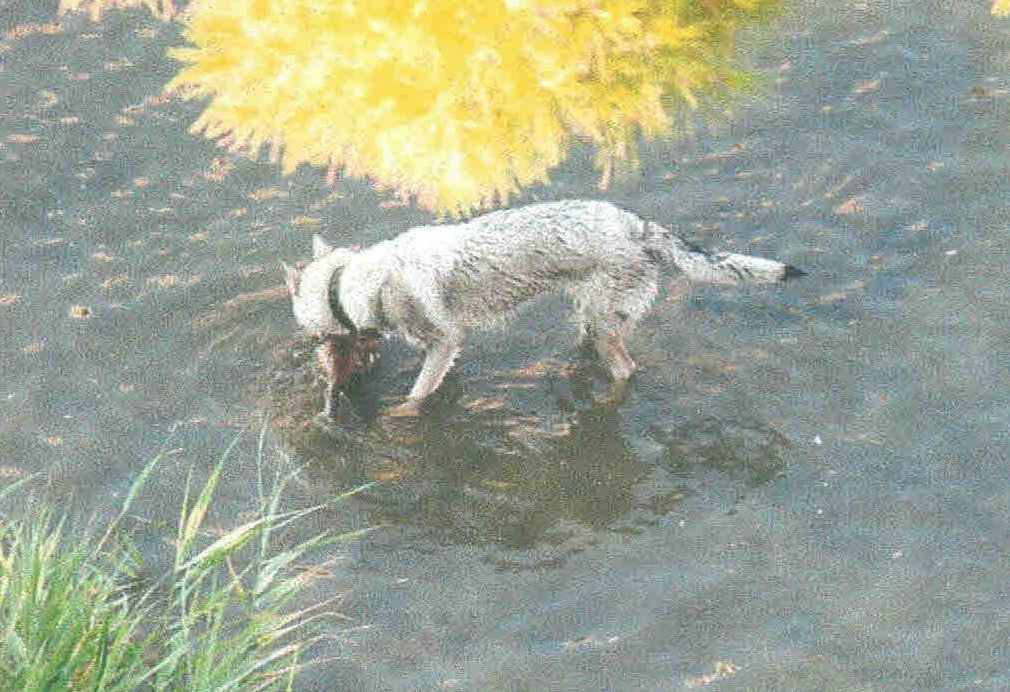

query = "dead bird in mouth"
[312,329,382,419]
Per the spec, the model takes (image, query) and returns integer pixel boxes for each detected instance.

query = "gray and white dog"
[284,199,803,416]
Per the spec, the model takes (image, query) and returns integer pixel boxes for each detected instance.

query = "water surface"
[1,0,1009,689]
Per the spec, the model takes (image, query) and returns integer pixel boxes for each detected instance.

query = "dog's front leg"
[385,340,461,417]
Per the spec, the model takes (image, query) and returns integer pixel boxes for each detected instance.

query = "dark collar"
[333,301,357,333]
[331,271,358,333]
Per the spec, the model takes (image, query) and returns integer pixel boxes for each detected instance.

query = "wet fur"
[285,199,802,413]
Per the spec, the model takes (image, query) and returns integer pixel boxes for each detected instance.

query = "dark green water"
[2,0,1009,689]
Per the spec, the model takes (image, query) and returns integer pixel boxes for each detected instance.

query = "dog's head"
[283,234,358,336]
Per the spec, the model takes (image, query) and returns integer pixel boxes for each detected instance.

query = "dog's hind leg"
[570,284,602,354]
[573,264,659,382]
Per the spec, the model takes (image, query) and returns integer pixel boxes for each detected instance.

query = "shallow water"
[2,0,1010,689]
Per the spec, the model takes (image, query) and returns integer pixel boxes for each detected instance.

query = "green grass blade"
[93,444,177,560]
[177,430,244,566]
[0,474,33,503]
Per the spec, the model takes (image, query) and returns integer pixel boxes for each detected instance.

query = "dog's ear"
[281,262,301,296]
[312,234,335,259]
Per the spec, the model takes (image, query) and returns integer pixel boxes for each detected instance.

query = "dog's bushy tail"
[645,221,804,285]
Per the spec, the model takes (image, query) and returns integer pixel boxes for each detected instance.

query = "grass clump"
[0,427,370,691]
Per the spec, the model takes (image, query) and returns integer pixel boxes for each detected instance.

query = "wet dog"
[284,199,803,417]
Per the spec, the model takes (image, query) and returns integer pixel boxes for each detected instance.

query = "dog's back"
[362,200,652,329]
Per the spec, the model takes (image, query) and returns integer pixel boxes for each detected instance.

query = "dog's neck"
[290,248,356,335]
